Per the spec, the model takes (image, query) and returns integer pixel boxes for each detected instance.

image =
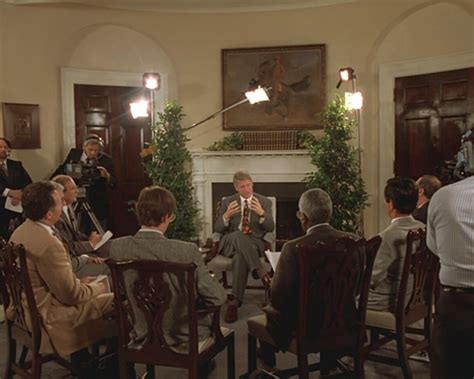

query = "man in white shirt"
[427,175,474,378]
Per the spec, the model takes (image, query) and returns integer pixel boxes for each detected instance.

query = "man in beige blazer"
[8,181,115,358]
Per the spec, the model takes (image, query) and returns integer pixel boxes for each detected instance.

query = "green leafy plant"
[205,132,244,151]
[143,101,198,241]
[305,95,368,234]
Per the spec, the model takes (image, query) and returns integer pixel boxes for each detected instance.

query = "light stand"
[143,73,161,127]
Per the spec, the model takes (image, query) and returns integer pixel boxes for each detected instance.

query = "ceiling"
[1,0,356,13]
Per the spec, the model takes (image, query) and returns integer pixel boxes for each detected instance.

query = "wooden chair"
[107,259,235,379]
[245,235,382,379]
[362,228,440,379]
[0,238,77,378]
[207,196,276,289]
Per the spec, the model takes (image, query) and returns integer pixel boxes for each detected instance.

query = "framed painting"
[222,44,326,131]
[2,103,41,149]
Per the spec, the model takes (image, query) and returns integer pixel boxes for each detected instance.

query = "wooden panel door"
[395,68,474,180]
[74,84,151,237]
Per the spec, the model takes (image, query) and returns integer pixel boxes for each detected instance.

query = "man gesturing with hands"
[212,170,275,322]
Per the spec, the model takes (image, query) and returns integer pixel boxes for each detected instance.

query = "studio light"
[245,85,270,104]
[130,100,149,119]
[143,72,161,90]
[336,67,356,89]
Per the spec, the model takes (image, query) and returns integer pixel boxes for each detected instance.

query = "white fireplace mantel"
[191,150,314,241]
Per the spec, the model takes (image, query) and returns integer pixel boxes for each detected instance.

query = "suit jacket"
[9,219,115,356]
[263,224,357,350]
[55,209,93,257]
[367,216,425,312]
[0,159,32,238]
[110,230,226,349]
[214,193,275,247]
[412,202,428,224]
[51,148,116,220]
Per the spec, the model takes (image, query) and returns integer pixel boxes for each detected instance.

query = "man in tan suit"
[9,181,115,359]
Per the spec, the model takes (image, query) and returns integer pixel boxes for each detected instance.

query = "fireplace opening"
[211,182,307,249]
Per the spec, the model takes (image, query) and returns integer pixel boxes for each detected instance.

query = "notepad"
[265,250,281,272]
[94,230,113,251]
[91,274,111,293]
[4,197,22,213]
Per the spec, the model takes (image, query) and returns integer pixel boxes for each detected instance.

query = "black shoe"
[198,358,216,378]
[257,347,276,369]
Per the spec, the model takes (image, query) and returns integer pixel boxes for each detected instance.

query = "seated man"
[367,177,425,312]
[8,181,114,359]
[210,170,275,323]
[110,185,226,351]
[412,174,442,224]
[249,188,358,367]
[52,175,109,278]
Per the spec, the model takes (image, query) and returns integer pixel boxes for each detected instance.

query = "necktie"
[241,200,252,235]
[67,207,78,232]
[0,161,7,176]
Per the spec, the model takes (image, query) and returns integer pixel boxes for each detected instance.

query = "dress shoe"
[198,358,216,378]
[252,268,272,288]
[224,295,239,323]
[257,347,276,370]
[204,245,218,264]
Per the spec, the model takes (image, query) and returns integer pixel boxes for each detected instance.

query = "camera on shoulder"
[65,160,101,186]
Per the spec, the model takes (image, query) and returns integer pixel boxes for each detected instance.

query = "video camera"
[65,160,101,187]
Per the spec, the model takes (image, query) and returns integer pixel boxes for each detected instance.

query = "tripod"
[73,187,105,235]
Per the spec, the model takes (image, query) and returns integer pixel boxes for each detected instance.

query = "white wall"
[0,0,472,236]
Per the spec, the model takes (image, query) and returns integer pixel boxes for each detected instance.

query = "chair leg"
[4,334,16,379]
[19,345,28,366]
[354,344,365,378]
[297,353,309,379]
[146,364,155,379]
[227,333,235,379]
[248,334,257,375]
[396,332,412,379]
[119,360,129,379]
[31,355,42,379]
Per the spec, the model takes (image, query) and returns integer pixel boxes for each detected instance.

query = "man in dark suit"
[412,174,441,224]
[211,170,274,323]
[0,137,32,240]
[51,175,109,278]
[51,135,116,234]
[248,188,358,367]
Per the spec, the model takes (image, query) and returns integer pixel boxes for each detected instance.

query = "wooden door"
[395,68,474,179]
[74,84,151,237]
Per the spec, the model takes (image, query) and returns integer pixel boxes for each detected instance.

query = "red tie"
[241,200,252,234]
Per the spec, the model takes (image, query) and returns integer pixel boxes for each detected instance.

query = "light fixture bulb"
[142,73,160,90]
[244,86,270,104]
[345,91,363,110]
[130,100,149,119]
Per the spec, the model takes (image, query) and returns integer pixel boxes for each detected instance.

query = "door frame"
[378,51,474,231]
[60,68,168,156]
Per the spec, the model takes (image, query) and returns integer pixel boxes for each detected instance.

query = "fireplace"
[191,150,314,246]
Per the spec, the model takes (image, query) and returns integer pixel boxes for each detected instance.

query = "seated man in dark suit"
[210,170,275,323]
[51,134,116,233]
[52,175,109,279]
[412,174,441,224]
[0,137,32,239]
[110,185,226,352]
[248,188,358,368]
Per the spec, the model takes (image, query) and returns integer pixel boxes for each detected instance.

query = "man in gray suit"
[52,175,109,278]
[211,170,275,323]
[110,185,226,351]
[368,177,425,312]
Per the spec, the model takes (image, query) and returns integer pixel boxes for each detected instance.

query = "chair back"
[295,236,381,352]
[107,259,199,363]
[396,228,439,325]
[0,238,41,352]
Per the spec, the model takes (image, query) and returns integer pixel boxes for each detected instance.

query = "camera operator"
[51,135,116,234]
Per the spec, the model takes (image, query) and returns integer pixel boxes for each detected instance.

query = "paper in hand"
[265,250,281,272]
[4,197,23,213]
[94,230,113,251]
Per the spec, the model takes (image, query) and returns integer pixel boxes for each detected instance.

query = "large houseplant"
[304,95,368,234]
[143,101,198,241]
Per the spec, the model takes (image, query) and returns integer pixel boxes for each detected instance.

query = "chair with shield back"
[245,235,382,379]
[0,238,77,379]
[362,228,440,379]
[107,258,235,379]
